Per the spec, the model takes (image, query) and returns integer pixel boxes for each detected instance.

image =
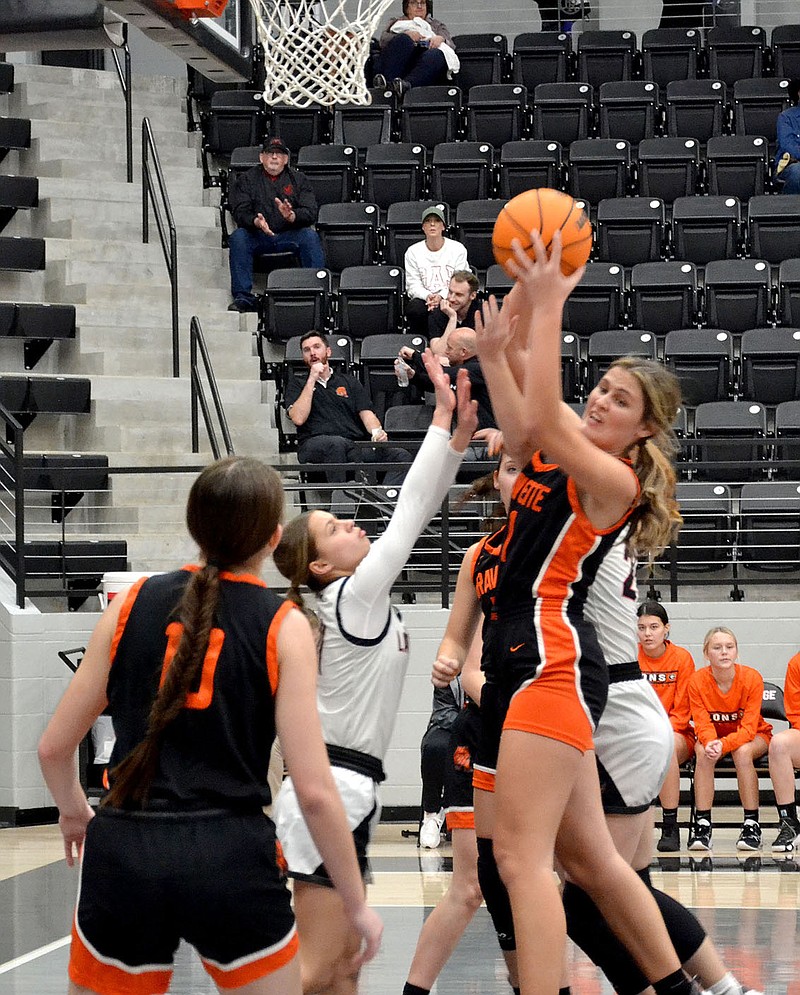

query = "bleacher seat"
[296,144,358,206]
[587,329,657,387]
[0,540,128,593]
[455,200,505,274]
[772,24,800,80]
[747,195,800,264]
[0,63,14,95]
[562,262,625,335]
[266,104,329,151]
[596,198,665,266]
[705,25,767,88]
[629,261,698,333]
[779,259,800,326]
[693,400,768,481]
[359,333,427,420]
[430,142,494,206]
[741,327,800,404]
[671,196,741,265]
[466,84,528,146]
[0,302,77,369]
[567,139,631,204]
[637,137,700,202]
[0,236,45,271]
[261,268,332,344]
[774,401,800,477]
[671,482,733,571]
[228,145,262,173]
[0,118,31,163]
[385,200,450,266]
[316,203,380,271]
[0,175,38,231]
[739,481,800,570]
[665,80,727,143]
[337,265,404,339]
[2,453,111,523]
[532,83,593,144]
[512,32,571,89]
[576,30,636,86]
[641,28,701,90]
[363,143,426,211]
[704,259,770,333]
[484,263,514,304]
[664,328,733,405]
[561,332,583,401]
[452,33,507,90]
[332,89,393,148]
[282,333,352,379]
[400,85,462,148]
[732,78,790,146]
[204,91,264,156]
[598,82,659,145]
[0,375,91,429]
[384,403,433,441]
[499,140,563,197]
[705,136,768,201]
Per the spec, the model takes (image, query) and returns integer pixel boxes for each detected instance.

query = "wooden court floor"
[1,823,798,994]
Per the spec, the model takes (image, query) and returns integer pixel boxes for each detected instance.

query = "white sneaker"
[419,810,444,848]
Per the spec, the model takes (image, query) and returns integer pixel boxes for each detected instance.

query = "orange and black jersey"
[493,452,639,617]
[471,524,506,682]
[107,566,293,810]
[784,652,800,730]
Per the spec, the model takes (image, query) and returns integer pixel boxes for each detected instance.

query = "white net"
[249,0,396,108]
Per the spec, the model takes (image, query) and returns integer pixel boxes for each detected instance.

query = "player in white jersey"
[274,350,478,995]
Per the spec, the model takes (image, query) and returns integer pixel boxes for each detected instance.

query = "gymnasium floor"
[1,823,797,994]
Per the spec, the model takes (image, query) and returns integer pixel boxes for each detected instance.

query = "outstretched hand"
[503,230,585,315]
[474,294,517,361]
[472,427,504,458]
[422,347,456,415]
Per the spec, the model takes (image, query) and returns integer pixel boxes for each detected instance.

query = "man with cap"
[227,136,325,312]
[403,205,469,336]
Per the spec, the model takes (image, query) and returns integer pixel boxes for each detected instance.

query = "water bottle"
[394,357,410,387]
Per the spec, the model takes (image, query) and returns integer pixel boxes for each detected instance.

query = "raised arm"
[431,543,483,688]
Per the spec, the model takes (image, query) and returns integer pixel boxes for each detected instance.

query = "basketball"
[492,188,593,277]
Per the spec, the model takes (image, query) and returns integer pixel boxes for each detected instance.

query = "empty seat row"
[0,375,91,430]
[0,301,77,368]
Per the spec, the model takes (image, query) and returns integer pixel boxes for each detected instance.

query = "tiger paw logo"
[336,386,348,397]
[453,746,472,770]
[283,185,294,196]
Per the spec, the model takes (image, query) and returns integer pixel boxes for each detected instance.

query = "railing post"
[123,39,132,184]
[171,227,179,379]
[190,320,199,453]
[12,424,25,609]
[141,118,149,246]
[440,495,450,609]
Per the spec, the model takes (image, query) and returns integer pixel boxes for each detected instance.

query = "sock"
[402,985,430,995]
[653,970,695,995]
[706,973,745,995]
[694,808,711,824]
[512,988,521,995]
[558,988,571,995]
[777,801,798,824]
[743,808,759,824]
[662,807,678,826]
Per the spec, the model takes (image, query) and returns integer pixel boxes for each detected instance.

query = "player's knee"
[477,836,516,950]
[301,955,338,993]
[453,872,483,913]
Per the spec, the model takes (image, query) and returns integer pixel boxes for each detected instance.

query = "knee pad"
[636,866,706,963]
[562,881,648,995]
[476,837,516,951]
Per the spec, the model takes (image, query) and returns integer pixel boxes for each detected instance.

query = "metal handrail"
[190,316,235,458]
[0,404,28,609]
[141,117,180,378]
[109,23,133,184]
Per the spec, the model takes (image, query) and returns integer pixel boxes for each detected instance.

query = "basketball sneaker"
[736,819,762,851]
[657,822,680,852]
[419,809,444,849]
[771,817,800,852]
[688,818,712,851]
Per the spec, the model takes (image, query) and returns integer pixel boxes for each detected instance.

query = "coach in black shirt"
[285,331,411,487]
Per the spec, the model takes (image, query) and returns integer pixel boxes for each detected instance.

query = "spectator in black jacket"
[227,137,325,313]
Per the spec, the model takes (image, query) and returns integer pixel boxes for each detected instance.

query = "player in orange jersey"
[687,626,772,853]
[636,601,696,851]
[768,651,800,850]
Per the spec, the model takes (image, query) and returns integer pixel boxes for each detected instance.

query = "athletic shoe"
[688,818,712,851]
[736,819,762,851]
[771,818,800,852]
[419,809,444,849]
[657,822,680,852]
[702,986,764,995]
[776,151,793,176]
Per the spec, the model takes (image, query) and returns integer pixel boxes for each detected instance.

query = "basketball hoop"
[249,0,396,107]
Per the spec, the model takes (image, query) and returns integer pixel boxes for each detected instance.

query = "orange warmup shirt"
[688,664,772,755]
[638,640,695,737]
[785,652,800,731]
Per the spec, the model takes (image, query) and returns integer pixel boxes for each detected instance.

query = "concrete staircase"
[0,62,281,581]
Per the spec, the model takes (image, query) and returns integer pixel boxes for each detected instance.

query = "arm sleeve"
[338,425,464,633]
[777,111,800,161]
[290,171,318,227]
[431,16,453,45]
[669,649,695,734]
[284,376,304,411]
[230,172,259,231]
[405,244,429,300]
[351,378,374,415]
[688,674,716,747]
[785,653,800,729]
[407,350,439,392]
[380,16,400,47]
[719,669,764,755]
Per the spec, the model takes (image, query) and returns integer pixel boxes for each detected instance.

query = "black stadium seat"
[693,400,768,482]
[266,103,329,151]
[452,33,507,90]
[567,139,631,204]
[512,32,571,89]
[637,137,700,202]
[587,329,657,387]
[384,403,434,442]
[485,263,514,304]
[332,89,393,148]
[0,236,45,272]
[455,199,506,274]
[499,140,563,197]
[8,302,77,369]
[316,203,380,271]
[562,262,625,335]
[671,482,733,572]
[262,268,333,344]
[561,332,583,401]
[430,142,494,206]
[779,259,800,327]
[532,83,593,144]
[337,265,404,340]
[629,262,698,334]
[576,30,636,86]
[704,259,770,333]
[598,81,659,145]
[400,85,462,148]
[466,84,528,146]
[732,78,791,146]
[739,481,800,569]
[666,80,727,143]
[705,136,768,201]
[741,327,800,405]
[363,143,426,211]
[641,28,701,90]
[360,333,428,420]
[204,91,264,156]
[671,196,741,265]
[0,117,31,163]
[772,24,800,80]
[705,25,767,88]
[774,401,800,476]
[747,196,800,265]
[0,62,15,95]
[296,144,358,206]
[664,328,733,405]
[0,375,91,429]
[596,198,665,266]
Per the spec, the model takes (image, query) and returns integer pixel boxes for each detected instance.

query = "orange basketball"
[492,188,593,277]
